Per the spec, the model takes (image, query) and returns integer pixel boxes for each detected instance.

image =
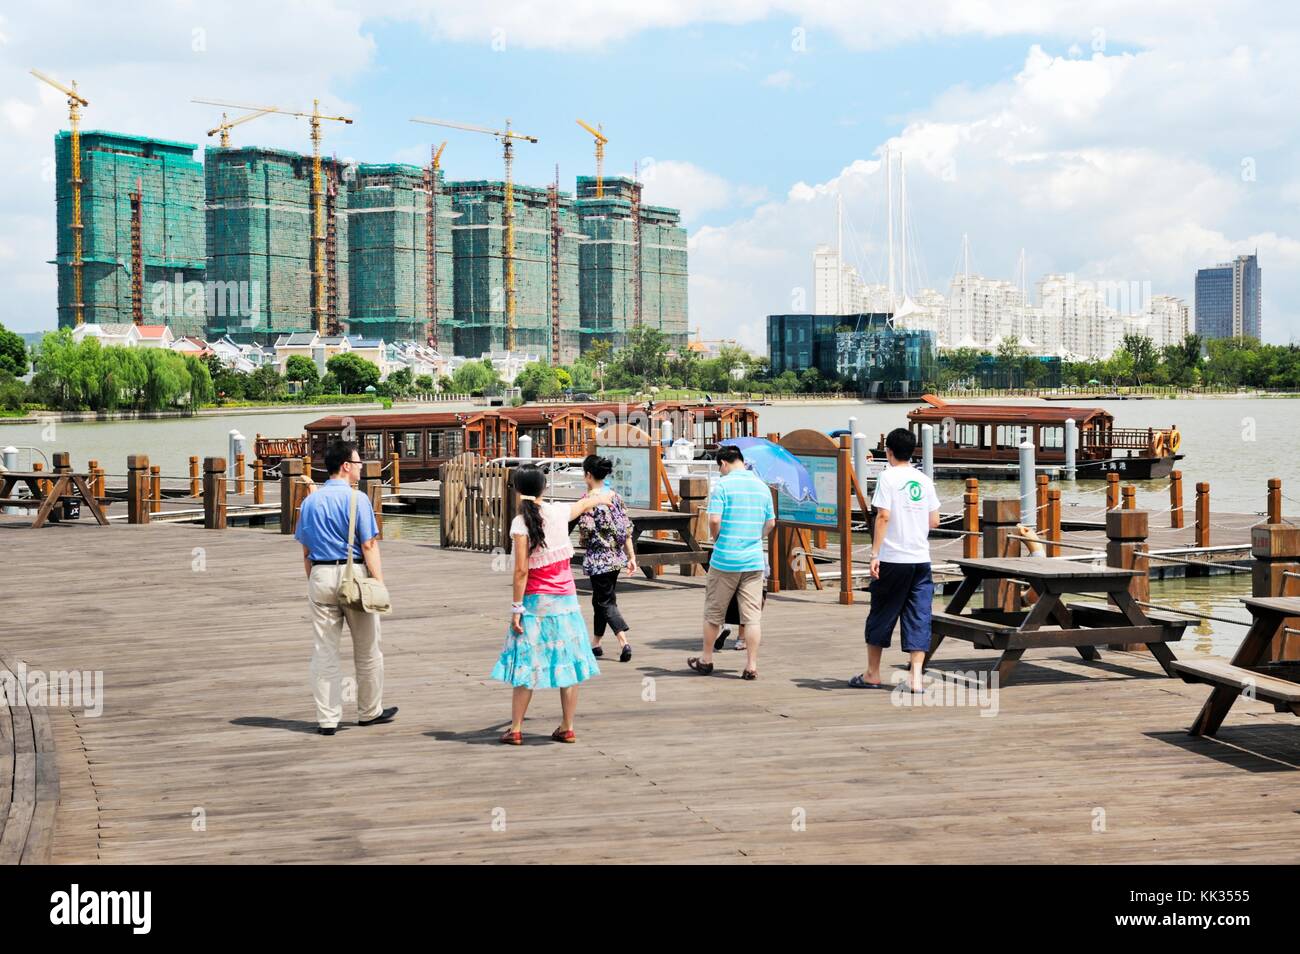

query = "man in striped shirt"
[688,445,775,680]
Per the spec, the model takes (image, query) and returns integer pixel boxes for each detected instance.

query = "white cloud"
[762,69,795,89]
[636,159,765,225]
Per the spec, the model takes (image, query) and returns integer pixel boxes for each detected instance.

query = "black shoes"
[620,643,633,662]
[318,726,336,736]
[359,706,399,727]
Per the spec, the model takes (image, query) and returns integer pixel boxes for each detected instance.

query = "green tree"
[326,352,381,394]
[383,366,414,398]
[514,361,564,401]
[1121,334,1158,385]
[449,358,502,395]
[0,322,27,377]
[415,374,434,393]
[245,364,286,402]
[284,355,321,390]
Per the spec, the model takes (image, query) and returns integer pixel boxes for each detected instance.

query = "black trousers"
[590,570,630,638]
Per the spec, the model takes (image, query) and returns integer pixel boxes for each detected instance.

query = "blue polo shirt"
[295,478,378,561]
[708,469,774,572]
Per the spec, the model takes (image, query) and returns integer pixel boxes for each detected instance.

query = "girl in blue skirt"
[492,465,613,745]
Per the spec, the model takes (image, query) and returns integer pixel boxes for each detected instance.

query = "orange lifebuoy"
[1152,432,1166,456]
[1168,429,1181,454]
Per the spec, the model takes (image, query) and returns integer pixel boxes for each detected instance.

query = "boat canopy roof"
[907,395,1112,427]
[306,411,468,431]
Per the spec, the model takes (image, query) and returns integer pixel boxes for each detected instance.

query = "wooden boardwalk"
[2,519,1298,863]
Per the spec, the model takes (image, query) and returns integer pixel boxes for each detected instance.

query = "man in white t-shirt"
[849,427,941,693]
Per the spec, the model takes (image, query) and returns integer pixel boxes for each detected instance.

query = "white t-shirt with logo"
[871,464,941,564]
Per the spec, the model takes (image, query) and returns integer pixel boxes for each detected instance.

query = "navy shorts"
[865,562,934,653]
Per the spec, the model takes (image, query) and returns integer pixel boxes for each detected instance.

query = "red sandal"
[499,729,522,745]
[551,727,577,743]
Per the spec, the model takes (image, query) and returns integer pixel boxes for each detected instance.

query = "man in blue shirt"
[295,440,396,735]
[688,445,775,680]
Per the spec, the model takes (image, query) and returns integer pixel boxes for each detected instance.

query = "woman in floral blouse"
[577,454,638,662]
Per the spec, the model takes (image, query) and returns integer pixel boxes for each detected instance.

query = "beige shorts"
[704,568,765,626]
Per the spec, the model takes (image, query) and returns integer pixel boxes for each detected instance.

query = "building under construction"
[575,175,688,353]
[346,163,454,347]
[203,145,350,343]
[447,180,581,363]
[54,131,206,333]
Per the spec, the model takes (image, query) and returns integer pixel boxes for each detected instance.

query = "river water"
[3,395,1285,657]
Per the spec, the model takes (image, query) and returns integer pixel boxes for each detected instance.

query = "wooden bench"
[0,652,60,865]
[1176,596,1300,736]
[1068,600,1191,631]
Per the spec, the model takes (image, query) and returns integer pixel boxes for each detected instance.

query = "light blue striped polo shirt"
[708,468,774,572]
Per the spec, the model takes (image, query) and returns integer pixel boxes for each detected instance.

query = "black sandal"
[619,643,632,662]
[687,656,714,675]
[742,669,758,681]
[713,627,731,652]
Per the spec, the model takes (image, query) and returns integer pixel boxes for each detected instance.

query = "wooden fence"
[438,453,513,553]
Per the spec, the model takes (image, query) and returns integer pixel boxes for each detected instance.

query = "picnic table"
[0,470,107,528]
[927,556,1190,684]
[625,507,708,578]
[1173,596,1300,736]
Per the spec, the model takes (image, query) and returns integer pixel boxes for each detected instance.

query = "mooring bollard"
[921,423,934,479]
[360,460,384,538]
[1122,485,1136,511]
[1195,481,1210,548]
[253,459,264,504]
[678,476,710,577]
[1251,518,1300,660]
[1018,440,1035,528]
[1106,472,1120,510]
[1035,474,1049,532]
[1106,508,1150,652]
[1064,418,1077,480]
[279,458,303,534]
[202,457,227,530]
[127,454,150,525]
[963,478,980,559]
[150,465,161,514]
[1169,469,1184,529]
[1047,487,1062,557]
[235,452,246,497]
[390,452,401,493]
[983,498,1021,611]
[190,456,200,497]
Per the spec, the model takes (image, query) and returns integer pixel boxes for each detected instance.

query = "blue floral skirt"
[490,593,601,689]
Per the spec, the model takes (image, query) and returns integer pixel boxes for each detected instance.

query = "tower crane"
[424,141,447,349]
[206,107,276,148]
[411,116,538,351]
[575,119,608,198]
[31,69,89,325]
[194,98,353,334]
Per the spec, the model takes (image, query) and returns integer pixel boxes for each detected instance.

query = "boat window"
[955,424,980,447]
[1039,426,1064,449]
[362,433,381,460]
[467,430,481,451]
[995,425,1029,448]
[554,427,567,452]
[402,432,420,459]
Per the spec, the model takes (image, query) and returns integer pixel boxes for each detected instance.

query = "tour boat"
[876,394,1183,479]
[254,400,761,481]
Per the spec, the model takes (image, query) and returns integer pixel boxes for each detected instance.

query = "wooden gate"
[439,452,513,552]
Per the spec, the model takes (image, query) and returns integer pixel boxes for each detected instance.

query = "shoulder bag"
[337,490,392,614]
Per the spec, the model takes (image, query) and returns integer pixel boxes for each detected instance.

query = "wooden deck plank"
[1,521,1297,864]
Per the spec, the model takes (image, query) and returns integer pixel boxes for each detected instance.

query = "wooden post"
[963,478,980,559]
[838,435,853,606]
[1106,508,1150,651]
[87,460,99,506]
[52,452,70,477]
[1195,482,1210,548]
[1046,487,1062,557]
[303,456,313,484]
[768,485,782,595]
[149,465,161,514]
[359,461,384,538]
[235,452,246,496]
[127,454,150,525]
[1035,474,1048,532]
[1122,485,1136,511]
[1267,477,1282,524]
[202,457,227,530]
[1169,470,1184,529]
[678,476,710,577]
[279,458,303,535]
[32,461,46,497]
[982,498,1021,611]
[253,459,265,504]
[1106,472,1120,510]
[1251,523,1300,660]
[390,452,401,493]
[189,456,200,497]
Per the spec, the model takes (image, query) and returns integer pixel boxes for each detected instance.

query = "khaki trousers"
[308,564,384,727]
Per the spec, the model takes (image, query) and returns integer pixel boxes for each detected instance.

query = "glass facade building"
[767,313,935,394]
[1195,253,1261,341]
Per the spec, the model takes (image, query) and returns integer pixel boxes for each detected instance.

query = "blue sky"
[1,1,1296,348]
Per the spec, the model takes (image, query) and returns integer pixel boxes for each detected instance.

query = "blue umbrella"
[720,437,819,503]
